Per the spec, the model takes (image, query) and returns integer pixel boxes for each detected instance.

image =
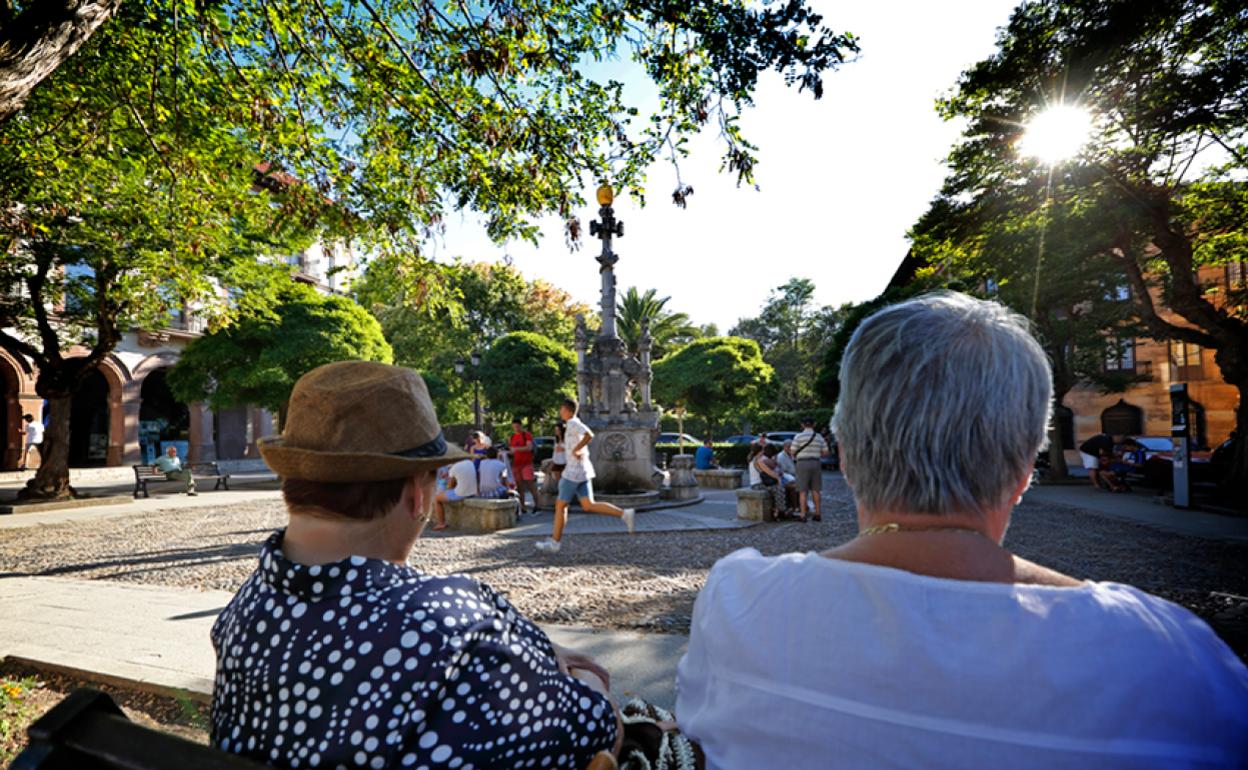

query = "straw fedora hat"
[259,361,469,482]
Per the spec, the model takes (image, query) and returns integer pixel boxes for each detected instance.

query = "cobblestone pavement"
[1,476,1244,658]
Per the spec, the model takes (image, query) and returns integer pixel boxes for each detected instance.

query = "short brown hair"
[281,475,424,520]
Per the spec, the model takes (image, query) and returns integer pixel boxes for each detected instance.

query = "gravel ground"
[1,477,1245,659]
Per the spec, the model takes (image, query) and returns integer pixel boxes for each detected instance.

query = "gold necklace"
[859,522,990,539]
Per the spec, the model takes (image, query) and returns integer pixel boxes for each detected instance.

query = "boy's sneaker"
[622,508,636,534]
[534,538,562,554]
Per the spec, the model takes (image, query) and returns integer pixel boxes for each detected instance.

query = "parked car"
[657,432,700,445]
[722,434,757,445]
[1124,435,1216,487]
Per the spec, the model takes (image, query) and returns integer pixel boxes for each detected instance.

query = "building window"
[1104,338,1135,373]
[1169,340,1206,381]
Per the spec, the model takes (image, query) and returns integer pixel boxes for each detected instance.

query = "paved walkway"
[0,576,685,709]
[0,484,283,530]
[1025,484,1248,543]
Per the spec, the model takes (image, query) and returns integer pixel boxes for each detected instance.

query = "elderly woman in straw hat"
[675,292,1248,769]
[210,361,621,769]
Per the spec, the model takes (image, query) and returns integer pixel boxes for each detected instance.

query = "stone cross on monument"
[589,184,623,339]
[569,183,663,504]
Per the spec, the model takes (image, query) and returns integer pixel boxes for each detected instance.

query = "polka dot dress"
[211,531,617,769]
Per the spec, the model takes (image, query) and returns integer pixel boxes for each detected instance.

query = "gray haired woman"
[676,292,1248,769]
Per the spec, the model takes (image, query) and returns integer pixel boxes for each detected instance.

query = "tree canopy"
[358,259,590,422]
[479,331,577,424]
[652,336,773,433]
[168,282,392,418]
[731,278,846,409]
[919,0,1248,495]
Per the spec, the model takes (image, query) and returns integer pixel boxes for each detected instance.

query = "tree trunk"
[0,0,122,123]
[1221,381,1248,508]
[18,394,73,500]
[1047,389,1071,481]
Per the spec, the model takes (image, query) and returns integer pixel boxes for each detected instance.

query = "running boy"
[535,398,634,554]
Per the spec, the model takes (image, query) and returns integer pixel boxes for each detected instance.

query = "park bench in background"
[132,462,230,499]
[12,688,619,770]
[693,468,743,489]
[444,496,519,533]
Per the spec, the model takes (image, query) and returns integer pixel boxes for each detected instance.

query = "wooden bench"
[735,487,775,521]
[132,462,230,498]
[13,688,619,770]
[694,468,744,489]
[444,496,519,533]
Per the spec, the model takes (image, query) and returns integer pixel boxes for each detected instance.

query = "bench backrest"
[188,462,222,475]
[132,465,163,479]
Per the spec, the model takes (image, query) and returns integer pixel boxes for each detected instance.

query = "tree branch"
[0,0,122,123]
[1115,237,1217,347]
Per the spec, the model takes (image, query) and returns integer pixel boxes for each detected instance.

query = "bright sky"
[432,0,1021,332]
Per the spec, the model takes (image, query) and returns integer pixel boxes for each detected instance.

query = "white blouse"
[676,549,1248,770]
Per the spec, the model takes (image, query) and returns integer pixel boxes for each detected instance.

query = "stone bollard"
[665,454,700,501]
[538,458,560,509]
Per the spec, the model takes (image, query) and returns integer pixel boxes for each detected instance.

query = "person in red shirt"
[509,418,539,514]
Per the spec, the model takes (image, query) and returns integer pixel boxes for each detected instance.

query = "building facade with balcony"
[1,243,358,471]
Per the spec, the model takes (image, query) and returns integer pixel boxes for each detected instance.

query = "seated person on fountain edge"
[211,361,621,770]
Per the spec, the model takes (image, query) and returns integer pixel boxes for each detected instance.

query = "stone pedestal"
[694,468,744,489]
[444,497,519,533]
[666,454,699,500]
[584,423,660,495]
[538,458,560,509]
[736,488,774,521]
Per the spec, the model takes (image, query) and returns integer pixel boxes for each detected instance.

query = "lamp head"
[596,184,614,206]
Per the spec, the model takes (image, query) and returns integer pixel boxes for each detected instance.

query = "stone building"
[1,243,357,471]
[883,253,1243,465]
[1058,263,1243,460]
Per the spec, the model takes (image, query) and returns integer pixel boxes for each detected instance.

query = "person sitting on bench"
[153,445,197,496]
[212,361,621,770]
[676,292,1248,768]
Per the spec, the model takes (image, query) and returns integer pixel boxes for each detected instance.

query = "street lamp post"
[455,350,484,431]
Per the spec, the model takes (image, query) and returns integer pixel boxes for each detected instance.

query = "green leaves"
[652,336,774,429]
[479,330,577,422]
[168,281,393,412]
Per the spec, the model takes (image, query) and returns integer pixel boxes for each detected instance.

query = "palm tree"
[617,287,698,359]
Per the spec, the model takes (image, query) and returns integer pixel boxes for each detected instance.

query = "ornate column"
[638,317,653,409]
[574,315,591,409]
[188,402,216,462]
[589,184,623,339]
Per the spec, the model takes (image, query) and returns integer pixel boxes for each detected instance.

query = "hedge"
[655,442,753,468]
[659,408,836,438]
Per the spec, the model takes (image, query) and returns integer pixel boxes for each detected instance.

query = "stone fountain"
[571,184,663,508]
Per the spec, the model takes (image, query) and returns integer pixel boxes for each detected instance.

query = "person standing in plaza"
[793,417,829,520]
[19,413,42,470]
[153,445,197,496]
[508,418,540,514]
[535,398,635,554]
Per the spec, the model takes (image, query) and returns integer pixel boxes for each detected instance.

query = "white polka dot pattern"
[210,531,617,769]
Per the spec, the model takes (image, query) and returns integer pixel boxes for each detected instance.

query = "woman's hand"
[552,643,611,691]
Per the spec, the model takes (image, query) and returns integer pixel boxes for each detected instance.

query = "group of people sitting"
[209,291,1247,770]
[427,420,545,529]
[746,421,830,521]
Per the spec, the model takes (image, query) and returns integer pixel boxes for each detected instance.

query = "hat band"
[389,431,450,459]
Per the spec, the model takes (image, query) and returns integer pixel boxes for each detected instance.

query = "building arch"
[1101,399,1144,437]
[0,349,41,470]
